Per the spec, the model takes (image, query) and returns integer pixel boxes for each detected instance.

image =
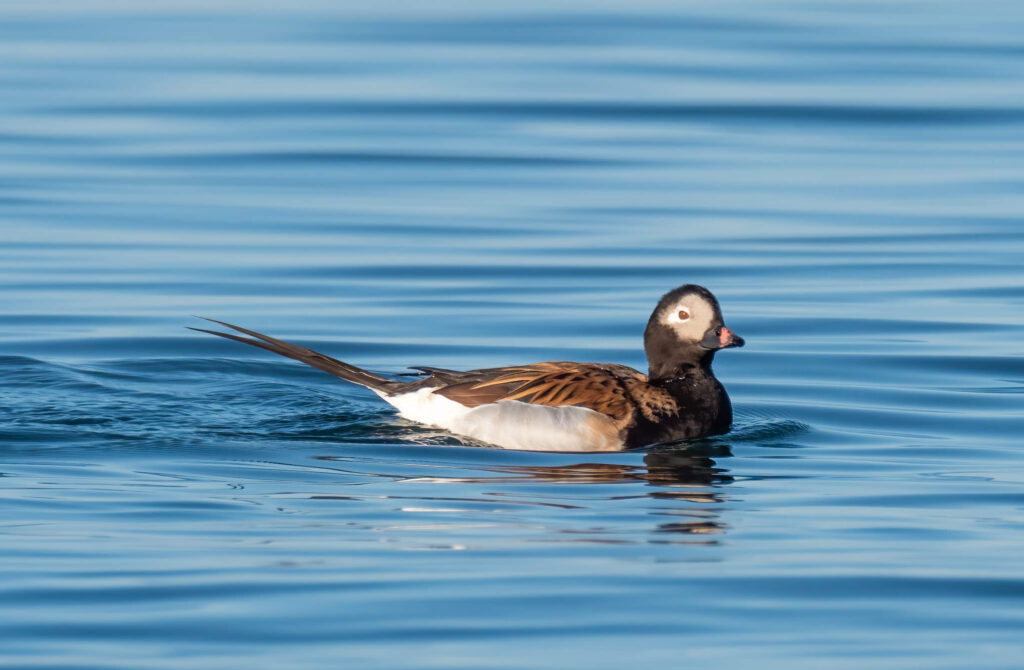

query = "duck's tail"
[189,318,402,394]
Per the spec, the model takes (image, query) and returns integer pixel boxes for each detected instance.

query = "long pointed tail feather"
[190,318,400,393]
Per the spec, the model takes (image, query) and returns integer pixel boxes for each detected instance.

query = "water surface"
[2,1,1024,668]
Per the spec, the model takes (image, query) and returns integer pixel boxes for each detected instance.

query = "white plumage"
[375,388,620,452]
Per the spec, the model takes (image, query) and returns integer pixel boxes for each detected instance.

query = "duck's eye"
[677,309,690,321]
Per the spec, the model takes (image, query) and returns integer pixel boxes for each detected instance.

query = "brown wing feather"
[435,361,645,426]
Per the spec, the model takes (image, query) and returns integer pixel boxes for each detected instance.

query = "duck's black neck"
[649,352,731,435]
[648,351,715,386]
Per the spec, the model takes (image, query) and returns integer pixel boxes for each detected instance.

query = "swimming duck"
[192,284,743,452]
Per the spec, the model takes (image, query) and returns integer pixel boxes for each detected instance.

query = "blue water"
[3,1,1024,668]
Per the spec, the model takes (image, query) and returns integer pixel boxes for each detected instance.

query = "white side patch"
[374,387,622,452]
[374,387,473,432]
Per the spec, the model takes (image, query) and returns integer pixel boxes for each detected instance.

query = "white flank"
[373,387,621,452]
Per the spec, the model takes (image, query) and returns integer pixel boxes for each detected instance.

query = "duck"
[191,284,743,452]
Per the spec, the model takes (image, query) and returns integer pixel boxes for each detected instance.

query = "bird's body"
[193,284,743,452]
[376,361,729,452]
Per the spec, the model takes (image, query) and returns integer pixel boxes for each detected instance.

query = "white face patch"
[659,295,716,342]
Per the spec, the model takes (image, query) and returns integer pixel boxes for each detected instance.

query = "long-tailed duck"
[192,284,743,452]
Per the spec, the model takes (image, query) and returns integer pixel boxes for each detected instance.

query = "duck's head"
[644,284,743,380]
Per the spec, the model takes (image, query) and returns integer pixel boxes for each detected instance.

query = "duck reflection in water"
[491,444,732,487]
[486,442,734,541]
[314,440,734,544]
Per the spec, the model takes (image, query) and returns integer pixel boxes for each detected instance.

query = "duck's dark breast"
[623,377,731,447]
